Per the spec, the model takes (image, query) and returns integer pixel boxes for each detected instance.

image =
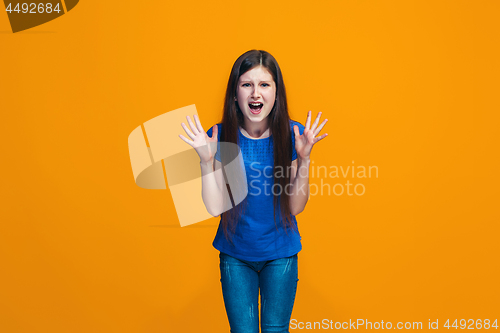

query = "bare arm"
[288,111,328,215]
[179,115,226,217]
[288,157,311,216]
[200,159,226,216]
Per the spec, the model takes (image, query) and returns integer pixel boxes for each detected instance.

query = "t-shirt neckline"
[238,126,272,141]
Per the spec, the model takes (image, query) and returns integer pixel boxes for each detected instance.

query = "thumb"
[293,125,299,137]
[212,125,218,141]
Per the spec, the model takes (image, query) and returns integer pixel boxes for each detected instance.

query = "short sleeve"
[206,123,222,161]
[291,120,305,161]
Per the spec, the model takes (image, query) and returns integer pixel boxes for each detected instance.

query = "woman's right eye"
[242,83,250,87]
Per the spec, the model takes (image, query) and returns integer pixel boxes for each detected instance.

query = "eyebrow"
[239,80,273,83]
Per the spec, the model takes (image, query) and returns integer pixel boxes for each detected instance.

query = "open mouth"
[249,102,263,114]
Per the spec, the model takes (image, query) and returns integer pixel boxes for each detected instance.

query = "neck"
[241,119,270,139]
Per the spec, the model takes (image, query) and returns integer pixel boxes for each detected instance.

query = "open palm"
[178,114,218,163]
[294,111,328,160]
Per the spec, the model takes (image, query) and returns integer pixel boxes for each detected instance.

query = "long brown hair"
[219,49,296,244]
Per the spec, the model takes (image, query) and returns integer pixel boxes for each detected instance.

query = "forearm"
[200,159,225,217]
[288,157,311,215]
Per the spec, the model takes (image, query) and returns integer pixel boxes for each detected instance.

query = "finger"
[305,110,311,130]
[313,133,328,144]
[313,119,328,137]
[193,114,204,134]
[293,125,299,137]
[179,134,194,146]
[310,112,322,132]
[181,122,196,140]
[186,115,199,135]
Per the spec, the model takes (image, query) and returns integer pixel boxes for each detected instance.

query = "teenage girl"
[179,49,328,333]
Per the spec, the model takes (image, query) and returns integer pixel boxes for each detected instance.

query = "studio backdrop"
[1,0,498,332]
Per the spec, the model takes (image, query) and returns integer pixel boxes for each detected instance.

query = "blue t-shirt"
[206,120,306,261]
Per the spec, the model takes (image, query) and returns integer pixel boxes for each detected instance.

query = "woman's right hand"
[178,114,218,164]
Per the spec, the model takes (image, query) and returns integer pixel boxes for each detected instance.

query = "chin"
[247,115,265,122]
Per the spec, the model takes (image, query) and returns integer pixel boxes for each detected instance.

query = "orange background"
[1,1,499,332]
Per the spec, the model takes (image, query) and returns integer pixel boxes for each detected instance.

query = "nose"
[251,86,261,99]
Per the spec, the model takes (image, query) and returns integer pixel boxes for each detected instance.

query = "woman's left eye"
[261,83,269,87]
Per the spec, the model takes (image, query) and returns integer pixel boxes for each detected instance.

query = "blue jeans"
[219,251,299,333]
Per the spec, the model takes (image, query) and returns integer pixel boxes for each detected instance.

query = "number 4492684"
[444,319,498,329]
[6,3,61,14]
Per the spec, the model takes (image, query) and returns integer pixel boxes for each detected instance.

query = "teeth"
[250,103,262,106]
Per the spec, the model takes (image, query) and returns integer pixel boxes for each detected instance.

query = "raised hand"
[293,110,328,160]
[179,114,218,163]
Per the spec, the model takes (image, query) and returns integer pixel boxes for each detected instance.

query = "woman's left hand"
[294,110,328,160]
